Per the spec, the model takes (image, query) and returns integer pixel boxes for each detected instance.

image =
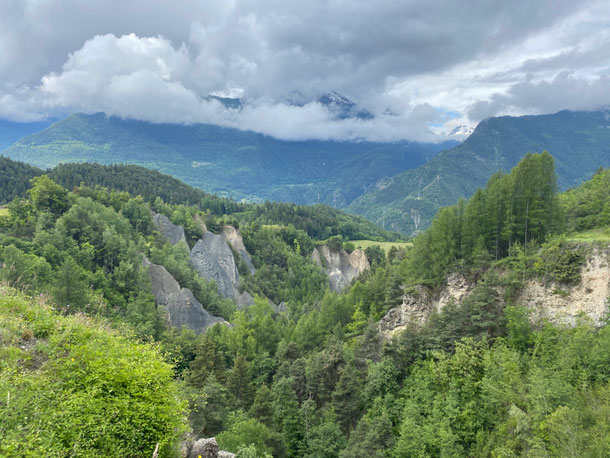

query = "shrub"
[0,288,187,457]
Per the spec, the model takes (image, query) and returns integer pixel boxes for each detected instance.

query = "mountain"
[2,112,454,207]
[316,91,374,120]
[348,110,610,234]
[447,124,476,139]
[0,119,53,151]
[206,94,244,110]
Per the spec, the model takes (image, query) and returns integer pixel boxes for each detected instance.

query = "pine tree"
[331,363,364,434]
[228,354,254,410]
[52,257,90,311]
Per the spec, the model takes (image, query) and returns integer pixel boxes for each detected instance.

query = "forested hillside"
[349,110,610,234]
[0,156,401,242]
[2,112,453,206]
[1,155,609,457]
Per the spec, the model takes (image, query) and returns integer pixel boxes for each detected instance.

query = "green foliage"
[0,156,43,205]
[0,289,187,456]
[121,196,154,234]
[28,175,68,215]
[534,236,586,284]
[326,235,344,252]
[406,152,562,287]
[349,109,610,234]
[51,256,92,312]
[340,411,394,458]
[1,150,610,458]
[217,412,273,457]
[242,225,327,305]
[305,410,346,458]
[561,167,610,232]
[392,324,610,457]
[342,241,355,254]
[364,244,386,268]
[0,244,52,290]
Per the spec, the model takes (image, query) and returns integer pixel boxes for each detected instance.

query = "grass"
[0,207,8,217]
[351,239,412,253]
[566,227,610,243]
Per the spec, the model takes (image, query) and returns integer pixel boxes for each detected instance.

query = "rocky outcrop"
[190,232,240,300]
[221,225,256,274]
[519,246,610,326]
[380,245,610,338]
[183,437,235,458]
[189,230,259,309]
[236,290,255,309]
[379,286,434,337]
[437,272,476,311]
[144,257,225,333]
[379,272,475,338]
[152,211,187,246]
[194,213,208,233]
[312,244,370,292]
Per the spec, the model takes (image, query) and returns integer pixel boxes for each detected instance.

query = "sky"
[1,0,609,142]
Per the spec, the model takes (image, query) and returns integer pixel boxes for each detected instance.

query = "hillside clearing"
[566,227,610,243]
[351,239,412,253]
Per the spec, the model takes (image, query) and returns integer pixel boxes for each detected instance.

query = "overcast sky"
[1,0,609,141]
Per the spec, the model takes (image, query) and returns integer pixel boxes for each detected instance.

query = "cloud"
[0,32,446,141]
[0,0,609,140]
[468,72,610,120]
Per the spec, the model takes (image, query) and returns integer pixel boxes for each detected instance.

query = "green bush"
[327,235,343,252]
[535,237,585,284]
[0,288,187,457]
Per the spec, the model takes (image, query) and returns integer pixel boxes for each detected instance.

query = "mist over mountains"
[1,110,455,209]
[3,108,610,235]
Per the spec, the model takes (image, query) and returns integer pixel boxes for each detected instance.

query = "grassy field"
[0,207,8,217]
[566,227,610,243]
[351,239,412,253]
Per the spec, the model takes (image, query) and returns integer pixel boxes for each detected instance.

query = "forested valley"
[1,152,609,457]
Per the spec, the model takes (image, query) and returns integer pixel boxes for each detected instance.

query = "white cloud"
[0,0,609,140]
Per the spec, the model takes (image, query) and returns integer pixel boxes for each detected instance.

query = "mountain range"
[348,110,610,233]
[1,112,454,208]
[2,108,610,236]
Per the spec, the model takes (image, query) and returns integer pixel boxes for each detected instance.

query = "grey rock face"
[519,245,610,326]
[183,437,235,458]
[379,286,434,338]
[236,290,255,309]
[190,232,240,299]
[187,437,219,458]
[379,273,475,338]
[152,211,187,246]
[221,225,256,274]
[312,244,370,292]
[217,452,236,458]
[144,257,225,333]
[194,213,208,233]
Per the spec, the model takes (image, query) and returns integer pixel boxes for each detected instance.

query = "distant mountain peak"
[206,90,374,120]
[447,124,476,139]
[317,91,356,108]
[206,95,244,110]
[316,91,374,120]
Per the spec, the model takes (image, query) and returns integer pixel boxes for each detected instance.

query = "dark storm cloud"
[0,0,608,140]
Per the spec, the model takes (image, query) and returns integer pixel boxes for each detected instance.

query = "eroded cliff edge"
[312,244,370,292]
[380,244,610,338]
